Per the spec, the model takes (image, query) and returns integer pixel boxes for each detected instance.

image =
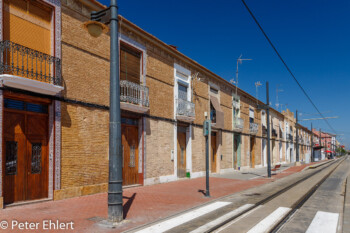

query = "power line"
[241,0,337,135]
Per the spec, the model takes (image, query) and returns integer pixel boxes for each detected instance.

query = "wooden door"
[26,114,48,201]
[250,137,255,168]
[122,125,139,186]
[3,103,49,204]
[177,131,186,178]
[3,112,26,204]
[234,137,238,169]
[211,133,217,173]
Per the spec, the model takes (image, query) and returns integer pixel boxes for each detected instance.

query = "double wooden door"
[3,111,48,204]
[121,125,139,186]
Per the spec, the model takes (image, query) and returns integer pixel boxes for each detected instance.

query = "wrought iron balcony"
[0,40,62,86]
[120,80,149,107]
[176,98,195,118]
[288,134,293,141]
[249,122,259,134]
[232,101,240,109]
[233,117,244,131]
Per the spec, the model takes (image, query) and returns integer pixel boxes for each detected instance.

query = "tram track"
[209,157,345,233]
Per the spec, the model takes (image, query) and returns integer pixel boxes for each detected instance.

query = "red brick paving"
[0,162,323,233]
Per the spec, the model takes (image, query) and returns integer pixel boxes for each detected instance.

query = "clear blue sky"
[100,0,350,148]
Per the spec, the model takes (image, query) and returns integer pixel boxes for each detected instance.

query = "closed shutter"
[120,44,141,84]
[3,0,52,55]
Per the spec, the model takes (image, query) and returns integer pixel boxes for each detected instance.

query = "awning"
[325,150,332,153]
[313,145,324,150]
[210,96,224,129]
[279,122,284,133]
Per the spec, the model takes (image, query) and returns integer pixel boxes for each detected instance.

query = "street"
[128,156,349,233]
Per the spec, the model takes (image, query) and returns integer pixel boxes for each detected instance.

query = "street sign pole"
[203,117,211,197]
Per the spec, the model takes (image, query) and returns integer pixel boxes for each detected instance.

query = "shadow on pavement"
[123,193,136,219]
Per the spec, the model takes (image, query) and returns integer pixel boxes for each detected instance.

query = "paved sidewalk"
[0,162,319,233]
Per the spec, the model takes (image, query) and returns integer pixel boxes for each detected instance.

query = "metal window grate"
[5,141,17,175]
[31,143,42,174]
[129,145,136,167]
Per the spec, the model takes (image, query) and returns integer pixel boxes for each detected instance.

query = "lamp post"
[84,0,123,223]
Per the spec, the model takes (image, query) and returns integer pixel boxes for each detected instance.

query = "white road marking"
[306,211,339,233]
[190,204,254,233]
[134,201,231,233]
[247,207,291,233]
[214,205,263,233]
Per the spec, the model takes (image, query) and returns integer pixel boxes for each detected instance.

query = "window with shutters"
[120,43,141,84]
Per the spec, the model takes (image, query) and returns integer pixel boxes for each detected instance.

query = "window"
[210,87,218,95]
[178,83,188,100]
[4,99,48,114]
[210,103,216,123]
[120,43,141,84]
[249,108,255,123]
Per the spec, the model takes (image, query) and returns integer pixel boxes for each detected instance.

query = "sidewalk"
[0,162,318,233]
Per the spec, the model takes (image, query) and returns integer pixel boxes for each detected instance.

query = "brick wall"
[60,102,109,188]
[145,118,174,179]
[192,126,205,172]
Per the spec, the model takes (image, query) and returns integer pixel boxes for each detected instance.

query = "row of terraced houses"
[0,0,325,208]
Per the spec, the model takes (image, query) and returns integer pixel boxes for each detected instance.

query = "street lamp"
[84,0,123,224]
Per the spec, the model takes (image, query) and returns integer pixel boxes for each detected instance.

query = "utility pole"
[319,128,322,160]
[296,110,299,163]
[266,82,271,178]
[108,0,122,222]
[311,123,313,162]
[84,1,122,223]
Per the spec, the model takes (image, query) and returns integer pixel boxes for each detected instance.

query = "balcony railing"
[232,101,240,109]
[0,40,62,86]
[233,117,244,131]
[120,80,149,107]
[288,134,293,141]
[249,122,259,134]
[176,98,195,118]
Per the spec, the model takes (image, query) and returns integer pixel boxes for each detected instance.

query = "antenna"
[275,84,283,109]
[255,81,262,104]
[231,54,252,98]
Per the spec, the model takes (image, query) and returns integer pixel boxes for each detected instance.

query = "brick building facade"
[0,0,316,207]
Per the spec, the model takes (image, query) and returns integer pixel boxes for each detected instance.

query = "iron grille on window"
[129,145,136,168]
[5,141,17,175]
[31,143,42,174]
[178,84,188,100]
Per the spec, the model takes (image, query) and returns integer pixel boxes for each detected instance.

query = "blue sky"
[100,0,350,148]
